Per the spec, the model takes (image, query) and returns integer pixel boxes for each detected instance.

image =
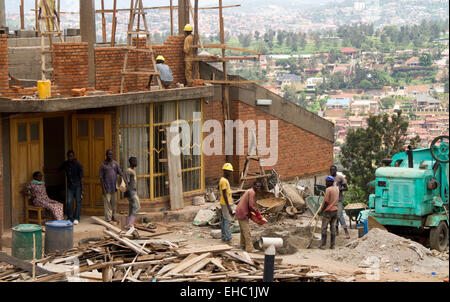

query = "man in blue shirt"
[148,55,173,89]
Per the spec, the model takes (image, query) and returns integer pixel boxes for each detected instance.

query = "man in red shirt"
[318,176,340,249]
[235,181,262,252]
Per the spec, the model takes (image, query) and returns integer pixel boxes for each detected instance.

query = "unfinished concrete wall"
[7,36,82,81]
[95,36,186,93]
[52,42,89,96]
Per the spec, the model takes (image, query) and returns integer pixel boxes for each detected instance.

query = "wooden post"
[101,0,106,43]
[57,0,60,29]
[111,0,117,46]
[193,0,199,79]
[20,0,25,30]
[170,0,174,36]
[35,0,40,32]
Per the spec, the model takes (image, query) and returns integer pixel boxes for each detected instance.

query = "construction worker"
[124,157,141,229]
[235,181,262,252]
[149,55,173,89]
[183,24,194,87]
[330,165,350,239]
[318,176,339,249]
[38,0,59,31]
[219,163,234,243]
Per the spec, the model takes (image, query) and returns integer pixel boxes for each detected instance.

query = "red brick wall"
[0,34,9,98]
[203,100,227,185]
[203,100,333,186]
[95,35,185,93]
[52,42,89,96]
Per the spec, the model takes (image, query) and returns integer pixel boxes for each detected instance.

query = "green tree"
[380,97,395,109]
[340,112,420,200]
[419,53,432,67]
[359,79,372,90]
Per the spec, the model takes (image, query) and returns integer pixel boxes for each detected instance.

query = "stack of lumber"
[0,217,336,282]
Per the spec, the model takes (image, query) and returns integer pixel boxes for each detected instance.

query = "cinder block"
[15,30,37,38]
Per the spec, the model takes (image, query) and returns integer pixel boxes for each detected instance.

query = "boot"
[330,234,336,249]
[318,234,327,249]
[344,227,350,239]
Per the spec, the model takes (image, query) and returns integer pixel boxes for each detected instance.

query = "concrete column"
[80,0,96,86]
[0,0,6,29]
[178,0,190,35]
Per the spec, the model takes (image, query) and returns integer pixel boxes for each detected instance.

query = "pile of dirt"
[333,228,448,274]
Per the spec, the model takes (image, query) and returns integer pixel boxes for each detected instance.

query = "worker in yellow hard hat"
[183,24,194,87]
[219,163,234,243]
[149,55,173,89]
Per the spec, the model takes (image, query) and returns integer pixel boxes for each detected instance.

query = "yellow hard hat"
[156,55,165,62]
[222,163,233,171]
[184,24,193,32]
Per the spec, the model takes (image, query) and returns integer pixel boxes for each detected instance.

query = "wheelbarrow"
[344,203,368,229]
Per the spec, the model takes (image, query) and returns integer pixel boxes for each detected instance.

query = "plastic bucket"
[44,220,73,255]
[37,80,51,99]
[12,224,42,260]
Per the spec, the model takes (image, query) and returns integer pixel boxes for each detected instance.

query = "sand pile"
[333,228,448,273]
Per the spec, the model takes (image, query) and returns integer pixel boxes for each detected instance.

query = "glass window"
[18,124,27,142]
[120,104,149,125]
[78,120,89,137]
[30,123,39,141]
[94,120,104,137]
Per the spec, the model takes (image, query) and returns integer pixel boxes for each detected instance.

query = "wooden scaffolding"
[120,0,162,93]
[38,0,64,80]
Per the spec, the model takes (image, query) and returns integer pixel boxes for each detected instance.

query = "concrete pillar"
[80,0,96,86]
[0,0,6,29]
[178,0,190,35]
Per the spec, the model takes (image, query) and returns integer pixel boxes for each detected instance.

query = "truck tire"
[429,221,449,252]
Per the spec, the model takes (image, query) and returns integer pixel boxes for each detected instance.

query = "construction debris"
[0,216,337,282]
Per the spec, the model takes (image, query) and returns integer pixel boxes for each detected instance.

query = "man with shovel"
[318,176,340,249]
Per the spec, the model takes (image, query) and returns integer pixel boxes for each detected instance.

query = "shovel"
[306,193,324,249]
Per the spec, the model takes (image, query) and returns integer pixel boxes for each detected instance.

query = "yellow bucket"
[37,80,51,99]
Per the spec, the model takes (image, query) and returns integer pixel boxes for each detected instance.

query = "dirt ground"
[153,215,449,283]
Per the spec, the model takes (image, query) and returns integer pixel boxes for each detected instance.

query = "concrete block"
[14,30,37,38]
[65,28,80,36]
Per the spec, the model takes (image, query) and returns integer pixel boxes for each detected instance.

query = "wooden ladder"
[39,0,64,80]
[239,131,270,191]
[120,0,162,93]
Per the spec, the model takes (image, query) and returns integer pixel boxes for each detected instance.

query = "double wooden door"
[72,115,112,215]
[10,114,112,224]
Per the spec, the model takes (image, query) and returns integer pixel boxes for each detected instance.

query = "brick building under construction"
[0,1,334,240]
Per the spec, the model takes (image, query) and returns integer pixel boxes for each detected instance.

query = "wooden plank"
[203,80,264,85]
[156,263,177,276]
[30,261,123,282]
[91,216,122,234]
[0,252,54,277]
[166,127,184,210]
[103,230,148,255]
[116,257,178,270]
[166,253,212,276]
[223,251,255,266]
[176,244,232,257]
[186,257,212,274]
[210,258,226,271]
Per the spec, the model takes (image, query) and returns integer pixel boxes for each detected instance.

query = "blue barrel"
[44,220,73,254]
[12,224,42,260]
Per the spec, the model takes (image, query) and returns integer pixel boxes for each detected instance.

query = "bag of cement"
[282,184,306,210]
[192,209,216,226]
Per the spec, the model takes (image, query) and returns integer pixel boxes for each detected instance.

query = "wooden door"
[10,118,44,225]
[72,115,112,215]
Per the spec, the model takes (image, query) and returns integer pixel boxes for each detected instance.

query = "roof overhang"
[0,86,214,113]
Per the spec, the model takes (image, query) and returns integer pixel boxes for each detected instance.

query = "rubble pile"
[333,228,448,273]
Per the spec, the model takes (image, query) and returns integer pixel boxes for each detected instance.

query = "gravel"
[332,228,449,274]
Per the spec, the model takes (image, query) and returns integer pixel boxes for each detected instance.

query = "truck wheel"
[429,221,449,252]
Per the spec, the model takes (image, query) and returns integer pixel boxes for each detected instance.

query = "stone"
[210,230,222,239]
